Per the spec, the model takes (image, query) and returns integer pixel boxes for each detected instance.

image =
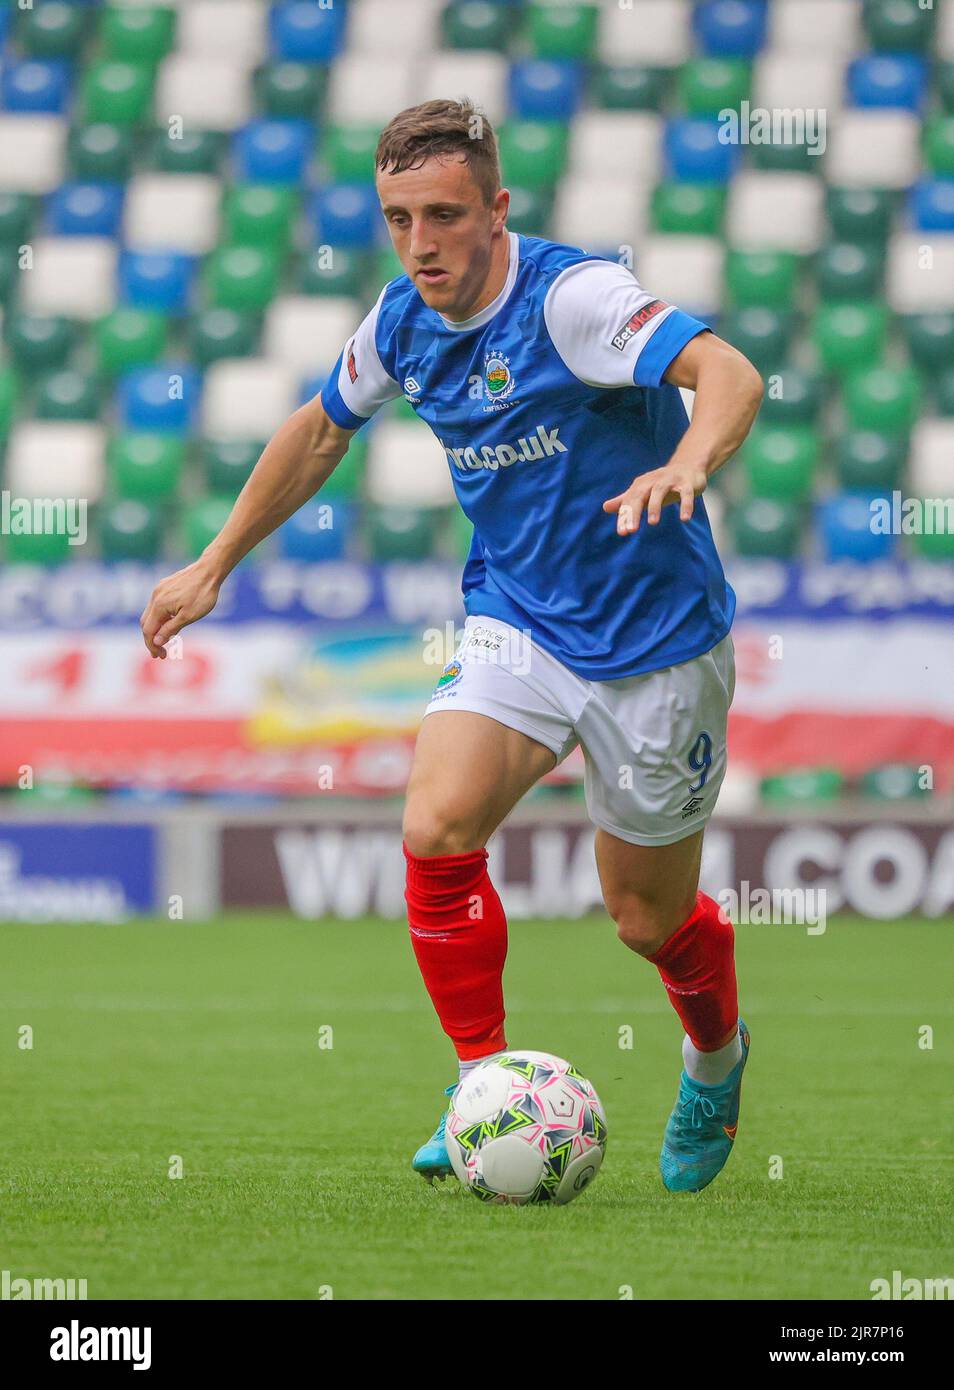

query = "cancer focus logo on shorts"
[483,349,516,406]
[431,659,463,699]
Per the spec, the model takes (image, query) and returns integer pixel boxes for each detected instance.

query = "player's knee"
[610,893,693,956]
[402,802,484,858]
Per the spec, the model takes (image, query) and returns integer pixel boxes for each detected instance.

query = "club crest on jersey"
[483,351,515,405]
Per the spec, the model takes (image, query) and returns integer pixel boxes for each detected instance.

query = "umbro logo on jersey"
[441,425,568,473]
[404,377,422,403]
[611,299,668,351]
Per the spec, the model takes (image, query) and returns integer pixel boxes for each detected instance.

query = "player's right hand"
[140,560,222,659]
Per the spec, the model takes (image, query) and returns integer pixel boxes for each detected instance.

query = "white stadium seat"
[0,115,66,195]
[598,0,693,67]
[176,1,268,63]
[263,297,363,376]
[202,359,298,439]
[154,55,253,132]
[768,0,863,54]
[20,238,117,320]
[568,112,663,182]
[327,54,421,124]
[754,54,848,114]
[939,0,954,60]
[887,233,954,314]
[727,172,825,255]
[419,54,509,128]
[553,176,650,256]
[366,421,455,508]
[909,422,954,499]
[348,0,444,55]
[6,422,106,504]
[825,112,921,189]
[634,236,725,319]
[123,174,221,254]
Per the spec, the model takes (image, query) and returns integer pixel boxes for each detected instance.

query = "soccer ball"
[445,1050,608,1205]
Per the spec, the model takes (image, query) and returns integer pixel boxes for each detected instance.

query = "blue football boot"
[660,1020,750,1193]
[411,1083,457,1183]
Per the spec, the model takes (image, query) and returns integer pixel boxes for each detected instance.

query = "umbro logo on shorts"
[681,796,704,819]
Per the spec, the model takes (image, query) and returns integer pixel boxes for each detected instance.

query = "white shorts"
[423,617,736,847]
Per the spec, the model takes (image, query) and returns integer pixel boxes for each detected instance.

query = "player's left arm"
[603,332,763,535]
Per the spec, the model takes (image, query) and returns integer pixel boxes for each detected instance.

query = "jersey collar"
[437,231,520,334]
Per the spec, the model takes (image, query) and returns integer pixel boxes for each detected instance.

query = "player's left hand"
[602,462,708,536]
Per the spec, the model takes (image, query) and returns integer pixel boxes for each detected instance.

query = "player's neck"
[444,232,512,325]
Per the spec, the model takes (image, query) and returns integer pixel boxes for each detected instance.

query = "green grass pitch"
[1,914,951,1301]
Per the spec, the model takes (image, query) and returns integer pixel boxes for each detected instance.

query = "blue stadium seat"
[312,183,380,248]
[847,55,928,112]
[119,252,197,311]
[694,0,768,58]
[233,119,313,184]
[510,60,583,122]
[1,59,72,113]
[909,179,954,232]
[278,497,354,559]
[270,2,347,62]
[47,182,124,237]
[118,364,202,434]
[298,372,327,408]
[817,493,898,562]
[666,118,740,182]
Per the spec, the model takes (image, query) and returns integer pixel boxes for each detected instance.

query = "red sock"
[403,841,508,1061]
[646,892,738,1051]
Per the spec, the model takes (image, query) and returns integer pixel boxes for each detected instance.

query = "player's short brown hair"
[375,99,501,207]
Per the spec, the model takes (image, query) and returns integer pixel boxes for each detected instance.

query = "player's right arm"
[140,287,402,658]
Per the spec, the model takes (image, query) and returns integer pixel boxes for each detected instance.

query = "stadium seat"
[510,60,584,122]
[694,0,767,58]
[325,123,380,182]
[297,245,368,297]
[909,419,954,496]
[826,111,921,188]
[6,419,106,502]
[5,310,76,372]
[757,368,823,428]
[553,175,648,252]
[935,367,954,416]
[910,179,954,232]
[205,244,281,310]
[1,59,72,115]
[0,191,33,245]
[69,122,135,181]
[754,54,847,116]
[726,172,824,254]
[598,0,693,67]
[366,422,455,508]
[81,60,155,125]
[312,184,380,248]
[887,232,954,312]
[731,496,801,558]
[743,426,818,501]
[100,5,178,64]
[847,55,928,112]
[109,432,185,501]
[837,431,907,492]
[761,768,844,804]
[35,369,100,422]
[636,235,724,317]
[270,1,347,63]
[177,0,269,63]
[365,504,440,562]
[348,0,443,54]
[278,498,354,561]
[20,235,117,319]
[844,365,922,432]
[569,111,663,181]
[903,312,954,374]
[678,56,750,116]
[123,174,221,255]
[529,3,599,61]
[865,0,936,53]
[201,358,297,439]
[18,1,90,59]
[818,492,898,563]
[769,0,862,55]
[443,2,513,53]
[224,184,297,250]
[420,53,509,126]
[652,182,725,236]
[46,181,124,237]
[263,295,359,374]
[118,364,201,435]
[154,56,253,133]
[665,118,739,183]
[233,120,312,184]
[596,64,670,112]
[94,307,168,375]
[118,250,197,312]
[188,308,260,368]
[99,499,162,562]
[499,120,569,188]
[150,128,224,177]
[817,243,883,301]
[327,55,420,125]
[321,433,366,499]
[0,366,15,439]
[184,496,236,559]
[726,249,798,308]
[202,438,263,497]
[506,185,551,238]
[827,187,893,244]
[861,764,930,800]
[0,114,67,194]
[924,115,954,176]
[256,61,325,119]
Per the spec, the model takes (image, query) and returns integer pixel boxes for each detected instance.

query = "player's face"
[377,156,509,320]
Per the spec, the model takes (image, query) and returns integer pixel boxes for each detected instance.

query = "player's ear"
[492,187,510,234]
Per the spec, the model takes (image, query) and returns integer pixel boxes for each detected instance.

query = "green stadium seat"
[0,367,16,438]
[861,764,930,800]
[498,121,569,189]
[205,246,281,311]
[297,246,369,297]
[325,124,380,182]
[743,426,818,501]
[863,0,936,52]
[731,497,801,558]
[366,504,438,561]
[18,0,89,57]
[935,368,954,416]
[99,498,162,561]
[188,308,260,368]
[529,3,599,61]
[82,61,155,125]
[374,245,406,289]
[6,312,76,373]
[4,526,73,565]
[652,182,725,236]
[0,192,33,246]
[109,433,184,500]
[185,497,235,559]
[0,247,17,304]
[100,4,177,63]
[505,185,551,237]
[816,243,882,301]
[35,369,100,421]
[442,1,513,52]
[826,188,894,245]
[761,769,844,804]
[749,139,819,176]
[758,368,823,427]
[838,431,907,491]
[913,526,954,560]
[923,117,954,178]
[256,62,326,119]
[903,313,954,375]
[725,249,798,309]
[721,308,793,372]
[814,302,888,374]
[69,123,135,181]
[201,438,263,496]
[321,432,366,499]
[596,65,669,111]
[939,62,954,114]
[94,308,167,375]
[678,57,749,116]
[224,185,296,249]
[151,128,223,175]
[844,366,922,433]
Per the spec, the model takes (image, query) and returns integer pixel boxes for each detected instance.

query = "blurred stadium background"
[0,0,952,925]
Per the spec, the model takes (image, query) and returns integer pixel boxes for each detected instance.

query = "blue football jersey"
[321,232,735,681]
